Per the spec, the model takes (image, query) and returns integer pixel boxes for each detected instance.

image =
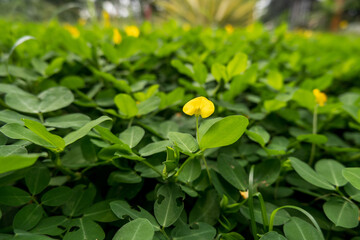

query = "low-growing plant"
[0,19,360,240]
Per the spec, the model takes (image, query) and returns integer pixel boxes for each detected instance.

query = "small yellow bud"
[64,24,80,38]
[225,24,234,34]
[125,25,140,38]
[183,96,215,118]
[102,10,111,28]
[313,89,327,107]
[240,190,249,199]
[113,28,122,44]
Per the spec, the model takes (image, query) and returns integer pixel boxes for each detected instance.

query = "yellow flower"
[313,89,327,107]
[113,28,122,44]
[340,20,348,29]
[240,190,249,199]
[125,25,140,38]
[64,24,80,38]
[183,96,215,118]
[102,10,111,28]
[225,24,234,34]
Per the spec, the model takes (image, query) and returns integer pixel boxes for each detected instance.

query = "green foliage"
[1,19,360,240]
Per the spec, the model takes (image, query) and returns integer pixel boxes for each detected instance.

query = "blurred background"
[0,0,359,31]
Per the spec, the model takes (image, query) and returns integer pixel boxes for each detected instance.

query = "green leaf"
[60,76,85,90]
[44,114,90,128]
[168,132,198,154]
[171,59,193,78]
[112,218,154,240]
[246,126,270,147]
[189,189,220,225]
[154,184,185,227]
[227,52,247,80]
[342,168,360,190]
[200,115,249,150]
[315,159,347,187]
[290,157,335,190]
[171,222,216,240]
[114,94,138,118]
[211,63,227,82]
[198,118,222,142]
[283,217,323,240]
[119,126,145,148]
[63,116,112,146]
[13,204,43,231]
[108,171,142,184]
[139,140,171,157]
[178,157,201,183]
[62,185,96,217]
[266,70,283,90]
[260,232,286,240]
[25,163,50,195]
[323,197,359,228]
[41,186,73,206]
[83,200,118,223]
[0,109,38,125]
[217,154,247,190]
[0,186,31,206]
[297,134,328,144]
[292,89,315,110]
[0,145,27,156]
[110,200,160,230]
[264,99,287,112]
[23,119,65,152]
[6,86,75,114]
[63,218,105,240]
[137,96,161,116]
[45,57,64,76]
[254,159,281,187]
[193,62,208,84]
[0,154,41,174]
[31,216,68,236]
[0,123,59,150]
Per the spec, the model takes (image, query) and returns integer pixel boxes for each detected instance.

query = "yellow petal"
[313,89,327,106]
[125,25,140,38]
[113,28,122,44]
[183,97,214,118]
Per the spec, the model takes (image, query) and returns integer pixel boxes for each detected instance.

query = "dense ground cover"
[1,19,360,240]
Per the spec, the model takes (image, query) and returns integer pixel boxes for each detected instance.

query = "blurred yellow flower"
[340,20,348,29]
[64,24,80,38]
[125,25,140,37]
[313,89,327,107]
[182,23,191,32]
[225,24,234,34]
[78,18,86,26]
[113,28,122,44]
[102,10,111,28]
[240,190,248,199]
[183,96,214,118]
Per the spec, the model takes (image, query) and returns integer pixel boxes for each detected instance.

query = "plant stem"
[54,152,78,178]
[141,160,163,177]
[196,115,199,143]
[160,227,170,240]
[309,104,318,166]
[202,155,211,183]
[174,155,195,177]
[248,165,258,240]
[127,117,134,128]
[254,192,268,232]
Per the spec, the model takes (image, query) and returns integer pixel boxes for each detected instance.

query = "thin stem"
[309,104,318,166]
[248,165,258,240]
[54,152,78,178]
[196,115,199,143]
[268,205,324,240]
[160,227,170,240]
[335,186,345,197]
[202,155,211,183]
[253,192,268,232]
[141,160,163,177]
[174,155,195,177]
